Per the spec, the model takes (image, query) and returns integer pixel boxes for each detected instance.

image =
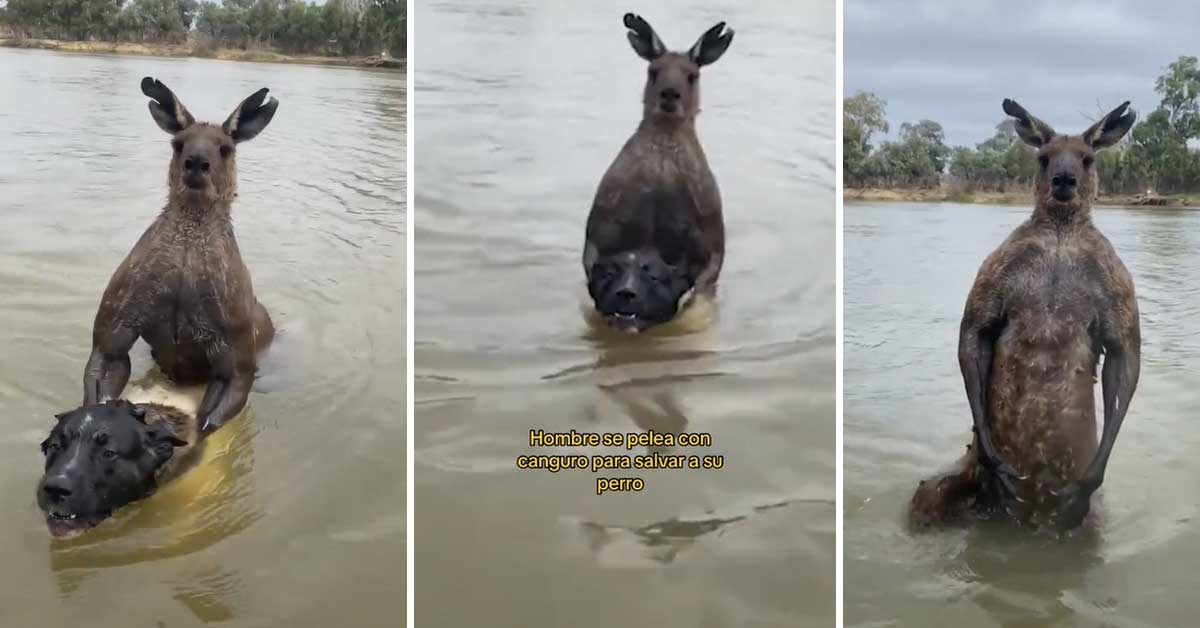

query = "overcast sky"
[845,0,1200,147]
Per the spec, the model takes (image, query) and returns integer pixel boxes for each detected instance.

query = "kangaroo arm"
[1081,340,1139,490]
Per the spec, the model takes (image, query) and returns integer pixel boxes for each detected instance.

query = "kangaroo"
[910,100,1140,533]
[83,77,278,435]
[583,13,733,333]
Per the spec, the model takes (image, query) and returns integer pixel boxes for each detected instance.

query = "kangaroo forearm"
[694,253,723,289]
[83,348,130,405]
[960,331,998,462]
[1084,348,1139,486]
[197,374,253,435]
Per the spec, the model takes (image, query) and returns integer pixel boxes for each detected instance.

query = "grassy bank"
[844,187,1200,208]
[0,37,404,70]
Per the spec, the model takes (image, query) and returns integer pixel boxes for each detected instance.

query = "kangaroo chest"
[1000,238,1106,352]
[129,219,248,365]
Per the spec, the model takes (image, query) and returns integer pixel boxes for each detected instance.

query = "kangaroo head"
[141,77,279,209]
[623,13,733,123]
[1003,98,1135,218]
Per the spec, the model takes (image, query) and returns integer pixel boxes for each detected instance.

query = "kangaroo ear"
[688,21,734,67]
[1002,98,1056,148]
[141,77,194,134]
[624,13,666,61]
[1083,101,1136,149]
[223,87,279,143]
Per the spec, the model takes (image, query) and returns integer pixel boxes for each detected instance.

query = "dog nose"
[41,475,72,501]
[660,88,680,101]
[616,288,637,302]
[183,156,211,174]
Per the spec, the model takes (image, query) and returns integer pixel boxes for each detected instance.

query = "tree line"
[845,55,1200,196]
[0,0,405,57]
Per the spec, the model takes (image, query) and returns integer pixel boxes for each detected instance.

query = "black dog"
[587,248,693,331]
[36,399,197,539]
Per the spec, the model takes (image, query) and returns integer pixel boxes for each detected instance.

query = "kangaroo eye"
[1082,155,1094,168]
[171,139,183,153]
[687,73,698,85]
[220,144,233,158]
[1038,155,1050,169]
[648,68,659,82]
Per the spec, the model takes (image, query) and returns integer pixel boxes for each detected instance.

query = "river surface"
[414,0,834,626]
[845,201,1200,627]
[0,49,405,627]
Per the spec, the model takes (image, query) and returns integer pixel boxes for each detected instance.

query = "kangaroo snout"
[183,154,211,188]
[184,155,211,174]
[1051,171,1077,201]
[659,87,681,113]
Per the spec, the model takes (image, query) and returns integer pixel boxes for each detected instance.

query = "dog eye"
[101,450,118,460]
[41,440,58,455]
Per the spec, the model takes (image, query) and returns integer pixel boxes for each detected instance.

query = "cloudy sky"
[845,0,1200,147]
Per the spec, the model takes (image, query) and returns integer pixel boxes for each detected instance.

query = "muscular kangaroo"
[583,13,733,333]
[910,99,1140,532]
[83,77,278,435]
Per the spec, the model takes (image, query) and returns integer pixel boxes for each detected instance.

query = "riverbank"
[844,187,1199,207]
[0,38,404,69]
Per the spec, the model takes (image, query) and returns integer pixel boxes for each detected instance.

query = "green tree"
[843,91,888,187]
[1155,55,1200,140]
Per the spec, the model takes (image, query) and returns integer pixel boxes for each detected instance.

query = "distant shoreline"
[0,37,404,70]
[843,187,1199,208]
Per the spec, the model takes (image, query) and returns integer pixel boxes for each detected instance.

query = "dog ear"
[147,428,188,463]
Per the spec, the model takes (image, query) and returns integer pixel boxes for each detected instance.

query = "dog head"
[36,400,187,539]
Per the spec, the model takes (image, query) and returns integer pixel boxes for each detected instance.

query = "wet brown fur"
[138,402,204,483]
[911,100,1141,532]
[84,78,279,437]
[583,14,733,293]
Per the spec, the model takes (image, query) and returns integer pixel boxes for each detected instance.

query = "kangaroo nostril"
[1052,174,1077,188]
[184,158,194,171]
[200,161,210,173]
[661,88,680,101]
